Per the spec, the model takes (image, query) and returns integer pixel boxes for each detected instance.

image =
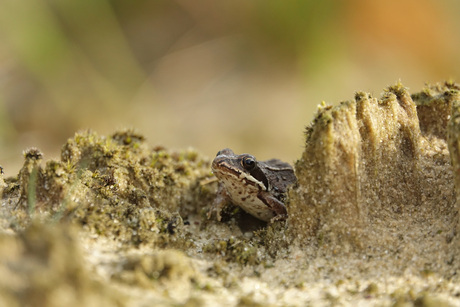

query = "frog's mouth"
[212,159,266,191]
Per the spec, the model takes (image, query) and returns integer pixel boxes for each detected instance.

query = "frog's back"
[262,159,296,192]
[263,159,292,169]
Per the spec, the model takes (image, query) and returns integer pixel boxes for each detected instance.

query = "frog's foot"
[269,213,287,223]
[208,185,230,221]
[207,204,223,221]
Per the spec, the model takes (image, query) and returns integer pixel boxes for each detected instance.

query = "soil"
[1,81,460,307]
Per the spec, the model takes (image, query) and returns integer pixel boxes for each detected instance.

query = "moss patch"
[3,129,213,247]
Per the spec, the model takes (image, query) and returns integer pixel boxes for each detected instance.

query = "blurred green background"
[1,0,459,174]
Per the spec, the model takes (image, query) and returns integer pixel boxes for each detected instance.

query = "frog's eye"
[242,156,256,170]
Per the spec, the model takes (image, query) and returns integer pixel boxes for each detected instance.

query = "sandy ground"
[1,82,460,307]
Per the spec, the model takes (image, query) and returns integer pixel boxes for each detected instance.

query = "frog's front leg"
[257,191,287,222]
[208,184,230,221]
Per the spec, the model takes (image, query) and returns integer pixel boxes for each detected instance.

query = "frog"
[209,148,296,222]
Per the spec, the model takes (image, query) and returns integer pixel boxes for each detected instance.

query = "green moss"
[364,282,378,295]
[0,166,5,200]
[253,221,289,258]
[414,293,453,307]
[237,294,269,307]
[112,250,199,289]
[204,236,261,265]
[6,129,212,247]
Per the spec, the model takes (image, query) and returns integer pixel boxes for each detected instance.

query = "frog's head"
[211,148,268,191]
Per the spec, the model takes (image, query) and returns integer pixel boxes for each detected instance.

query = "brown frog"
[209,148,296,222]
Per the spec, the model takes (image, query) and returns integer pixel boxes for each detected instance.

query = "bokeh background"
[1,0,459,175]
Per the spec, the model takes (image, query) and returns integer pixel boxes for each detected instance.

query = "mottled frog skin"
[210,148,296,222]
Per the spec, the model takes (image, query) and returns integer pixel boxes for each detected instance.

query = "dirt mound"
[289,81,459,277]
